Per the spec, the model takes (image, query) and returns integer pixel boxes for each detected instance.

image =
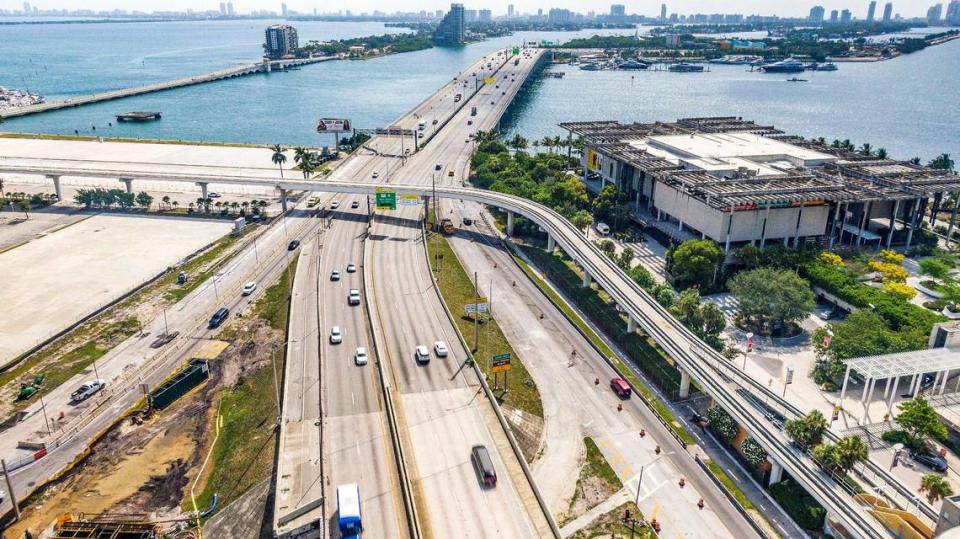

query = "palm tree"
[271,144,287,178]
[293,146,309,166]
[835,435,868,473]
[230,201,240,215]
[552,135,564,154]
[842,139,854,151]
[241,201,249,215]
[188,202,195,213]
[161,195,171,211]
[859,143,873,157]
[508,134,528,152]
[831,139,842,149]
[0,176,5,199]
[541,136,554,153]
[929,153,955,171]
[920,473,953,504]
[213,201,223,213]
[172,200,180,211]
[531,140,540,153]
[301,156,316,179]
[876,148,888,159]
[18,199,30,219]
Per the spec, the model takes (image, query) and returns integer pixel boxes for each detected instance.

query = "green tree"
[814,436,867,475]
[785,410,828,448]
[876,148,888,159]
[508,134,528,152]
[707,405,737,442]
[920,474,954,504]
[672,289,705,331]
[628,264,655,289]
[135,191,153,210]
[591,184,631,232]
[859,142,873,157]
[161,195,171,210]
[617,246,635,270]
[728,268,815,331]
[598,239,616,255]
[701,302,726,336]
[271,144,287,178]
[896,396,948,446]
[740,437,767,469]
[920,258,951,281]
[929,153,955,171]
[669,239,723,289]
[571,210,593,236]
[17,199,30,218]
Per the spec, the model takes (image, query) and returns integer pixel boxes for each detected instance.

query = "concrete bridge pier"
[279,188,288,213]
[47,174,62,200]
[769,459,784,485]
[196,182,209,200]
[506,210,515,236]
[627,316,638,333]
[120,178,133,194]
[581,269,592,288]
[679,368,691,398]
[546,235,555,252]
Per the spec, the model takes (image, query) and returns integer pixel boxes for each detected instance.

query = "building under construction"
[561,117,960,253]
[48,513,160,538]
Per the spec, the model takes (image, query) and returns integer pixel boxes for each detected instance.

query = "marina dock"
[0,55,337,120]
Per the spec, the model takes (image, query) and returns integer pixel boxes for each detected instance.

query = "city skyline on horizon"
[0,0,945,19]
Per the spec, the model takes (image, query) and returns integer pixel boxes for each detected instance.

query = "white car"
[346,263,357,273]
[331,201,341,209]
[242,281,257,296]
[348,289,361,305]
[434,341,449,357]
[351,200,360,209]
[414,345,430,364]
[355,347,368,366]
[71,379,106,403]
[208,192,221,198]
[330,270,341,281]
[372,171,379,178]
[330,326,343,344]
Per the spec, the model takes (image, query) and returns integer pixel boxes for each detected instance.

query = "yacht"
[618,59,649,70]
[579,62,601,71]
[816,62,838,71]
[760,57,806,73]
[668,62,705,72]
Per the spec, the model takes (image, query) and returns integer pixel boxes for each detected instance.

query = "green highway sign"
[492,352,512,373]
[493,353,511,361]
[512,47,520,55]
[375,188,396,210]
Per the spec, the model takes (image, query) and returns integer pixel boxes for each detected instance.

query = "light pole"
[634,451,675,507]
[743,332,754,370]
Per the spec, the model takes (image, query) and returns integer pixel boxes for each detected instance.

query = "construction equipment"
[17,373,45,401]
[439,218,455,235]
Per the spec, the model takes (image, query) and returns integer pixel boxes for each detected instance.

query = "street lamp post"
[743,332,754,370]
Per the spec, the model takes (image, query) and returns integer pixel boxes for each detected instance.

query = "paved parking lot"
[0,213,231,365]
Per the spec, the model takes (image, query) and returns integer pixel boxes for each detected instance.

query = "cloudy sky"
[2,1,933,19]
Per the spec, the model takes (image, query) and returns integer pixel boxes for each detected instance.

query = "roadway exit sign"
[375,188,396,210]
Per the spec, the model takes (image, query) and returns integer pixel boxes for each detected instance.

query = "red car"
[610,377,632,398]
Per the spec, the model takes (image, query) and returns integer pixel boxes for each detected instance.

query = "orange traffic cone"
[655,445,661,455]
[639,428,646,437]
[595,377,600,385]
[679,477,685,488]
[698,498,704,510]
[617,403,623,412]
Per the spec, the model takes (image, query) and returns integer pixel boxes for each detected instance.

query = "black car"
[208,307,230,328]
[911,450,948,472]
[287,240,300,251]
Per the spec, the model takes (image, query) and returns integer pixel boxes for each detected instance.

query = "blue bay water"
[1,20,957,162]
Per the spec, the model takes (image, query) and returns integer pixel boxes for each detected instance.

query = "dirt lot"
[3,315,284,539]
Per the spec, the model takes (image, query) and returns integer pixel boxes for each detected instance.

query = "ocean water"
[1,20,957,162]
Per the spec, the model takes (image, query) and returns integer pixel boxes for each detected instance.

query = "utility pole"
[2,459,20,521]
[473,271,480,352]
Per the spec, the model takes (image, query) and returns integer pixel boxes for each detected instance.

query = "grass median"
[425,230,543,420]
[512,246,695,446]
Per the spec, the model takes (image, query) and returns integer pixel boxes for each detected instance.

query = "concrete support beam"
[947,192,960,247]
[769,460,784,485]
[47,175,62,200]
[279,188,288,213]
[856,201,871,246]
[581,269,592,288]
[506,210,515,236]
[120,178,133,194]
[829,203,842,250]
[886,199,900,249]
[547,235,555,252]
[627,316,638,333]
[887,376,900,414]
[906,198,919,248]
[679,369,691,399]
[941,369,951,395]
[196,182,209,200]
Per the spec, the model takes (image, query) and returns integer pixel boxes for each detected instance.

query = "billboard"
[586,148,601,171]
[317,118,352,133]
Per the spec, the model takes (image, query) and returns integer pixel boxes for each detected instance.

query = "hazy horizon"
[0,1,939,19]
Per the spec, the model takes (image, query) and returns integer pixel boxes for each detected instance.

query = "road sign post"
[492,352,512,392]
[375,188,396,211]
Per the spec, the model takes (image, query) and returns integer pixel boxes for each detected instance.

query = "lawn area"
[253,258,297,330]
[563,436,624,524]
[426,230,543,419]
[513,245,694,446]
[704,459,757,512]
[164,226,254,302]
[569,501,655,539]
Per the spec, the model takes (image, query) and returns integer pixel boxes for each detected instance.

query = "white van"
[596,222,611,236]
[418,120,427,131]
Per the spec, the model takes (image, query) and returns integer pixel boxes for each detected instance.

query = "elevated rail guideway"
[0,153,921,538]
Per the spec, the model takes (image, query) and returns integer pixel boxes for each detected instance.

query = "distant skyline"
[0,1,938,19]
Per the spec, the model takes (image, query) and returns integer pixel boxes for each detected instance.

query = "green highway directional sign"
[375,188,396,210]
[512,47,520,55]
[492,352,512,373]
[493,353,511,361]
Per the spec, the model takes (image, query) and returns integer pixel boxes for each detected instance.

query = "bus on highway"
[337,483,363,538]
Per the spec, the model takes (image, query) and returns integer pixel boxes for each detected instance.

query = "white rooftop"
[846,347,960,380]
[627,132,836,177]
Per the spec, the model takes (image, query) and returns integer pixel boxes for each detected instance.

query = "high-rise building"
[281,3,288,16]
[830,9,839,22]
[219,2,226,15]
[507,4,514,17]
[23,1,30,14]
[840,8,852,22]
[227,2,235,16]
[264,24,298,58]
[478,8,491,21]
[660,3,667,21]
[809,5,825,22]
[947,0,960,23]
[882,2,893,21]
[610,4,626,17]
[549,8,572,24]
[433,3,465,46]
[867,0,877,21]
[464,9,478,22]
[928,3,943,23]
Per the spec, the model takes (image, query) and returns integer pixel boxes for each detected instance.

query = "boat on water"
[579,63,601,71]
[816,62,838,71]
[760,57,806,73]
[668,62,705,72]
[618,59,649,70]
[786,78,808,82]
[709,55,760,65]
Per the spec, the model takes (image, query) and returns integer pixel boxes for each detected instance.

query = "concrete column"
[865,377,877,405]
[678,219,684,233]
[828,202,842,250]
[627,316,638,333]
[913,373,923,397]
[905,198,919,248]
[886,199,900,249]
[581,270,592,288]
[760,205,771,248]
[887,376,900,414]
[724,212,733,255]
[48,175,62,201]
[120,178,133,194]
[547,235,556,252]
[506,210,515,236]
[839,363,852,414]
[679,369,691,399]
[769,460,784,485]
[947,192,960,247]
[279,188,288,213]
[793,201,806,247]
[857,201,871,246]
[941,369,951,395]
[196,182,209,200]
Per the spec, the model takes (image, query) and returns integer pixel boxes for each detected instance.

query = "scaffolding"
[51,513,161,539]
